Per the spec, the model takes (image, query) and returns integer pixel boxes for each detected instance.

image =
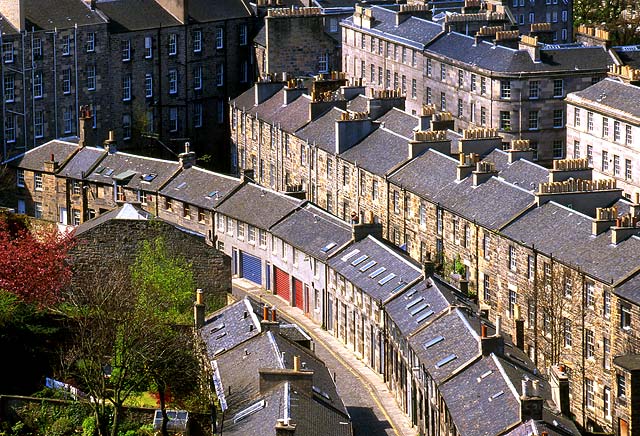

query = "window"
[34,172,43,190]
[483,274,491,302]
[614,120,621,142]
[602,150,609,172]
[585,329,595,359]
[626,159,632,180]
[318,53,329,73]
[529,80,539,99]
[401,75,406,94]
[326,192,333,213]
[419,203,426,226]
[585,379,594,408]
[393,191,399,214]
[248,225,256,243]
[63,106,73,133]
[169,107,178,132]
[193,30,202,52]
[602,117,609,137]
[72,209,81,226]
[34,202,42,218]
[500,111,511,130]
[169,70,178,94]
[574,108,581,127]
[32,106,44,136]
[481,107,486,126]
[553,109,563,127]
[614,155,621,176]
[587,145,593,165]
[617,374,626,399]
[145,110,153,134]
[457,99,463,117]
[440,63,446,81]
[86,33,95,52]
[573,141,580,159]
[122,114,131,140]
[553,79,563,97]
[470,74,476,91]
[61,69,72,95]
[563,317,572,347]
[169,33,177,55]
[457,69,463,87]
[543,311,551,335]
[626,125,633,145]
[216,28,224,49]
[342,165,350,186]
[585,282,595,307]
[86,65,96,90]
[121,40,131,61]
[385,69,390,88]
[239,24,248,46]
[604,386,611,419]
[194,103,203,128]
[603,290,611,318]
[17,199,25,214]
[500,80,511,98]
[553,140,564,158]
[144,36,153,58]
[145,74,153,98]
[509,290,517,317]
[528,111,539,130]
[481,77,487,95]
[440,92,446,111]
[564,276,572,297]
[259,229,267,247]
[5,115,15,142]
[122,74,131,101]
[372,179,379,200]
[33,71,43,98]
[237,222,244,239]
[216,63,224,86]
[620,303,631,329]
[483,235,490,259]
[2,42,13,63]
[62,35,71,55]
[527,255,534,280]
[509,246,516,271]
[3,74,14,102]
[194,66,202,90]
[427,58,432,77]
[16,169,24,187]
[603,336,611,369]
[32,38,42,58]
[587,111,594,131]
[426,87,432,104]
[544,262,551,286]
[411,79,417,99]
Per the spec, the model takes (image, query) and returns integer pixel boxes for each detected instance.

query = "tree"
[0,213,74,307]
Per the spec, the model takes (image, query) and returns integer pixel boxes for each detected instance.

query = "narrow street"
[232,279,414,436]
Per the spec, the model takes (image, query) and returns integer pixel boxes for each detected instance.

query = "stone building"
[565,67,640,201]
[70,202,231,305]
[340,5,619,163]
[0,0,256,164]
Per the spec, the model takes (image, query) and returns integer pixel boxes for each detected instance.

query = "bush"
[82,416,97,436]
[49,416,75,436]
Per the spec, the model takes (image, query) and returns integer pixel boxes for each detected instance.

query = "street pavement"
[232,278,416,436]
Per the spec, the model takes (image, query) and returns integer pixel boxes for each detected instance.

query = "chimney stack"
[103,130,117,154]
[78,105,93,148]
[520,378,544,421]
[549,365,570,415]
[513,304,525,351]
[457,153,476,181]
[44,153,60,173]
[194,289,205,329]
[261,305,280,333]
[352,222,383,242]
[275,419,297,436]
[179,142,197,169]
[480,320,504,356]
[335,111,372,153]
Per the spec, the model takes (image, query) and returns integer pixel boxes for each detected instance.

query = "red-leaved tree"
[0,215,74,307]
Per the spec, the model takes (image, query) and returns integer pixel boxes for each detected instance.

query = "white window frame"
[239,25,248,45]
[122,114,131,140]
[215,28,224,49]
[3,42,13,63]
[194,66,203,90]
[169,33,178,56]
[5,115,16,142]
[216,64,224,87]
[34,71,43,98]
[62,35,71,56]
[194,103,203,128]
[144,36,153,58]
[63,106,73,134]
[145,73,153,98]
[193,30,202,53]
[169,107,178,132]
[34,110,44,138]
[86,65,96,91]
[169,69,178,94]
[121,39,131,62]
[86,32,95,52]
[4,74,14,102]
[34,172,43,190]
[16,169,24,187]
[122,74,131,101]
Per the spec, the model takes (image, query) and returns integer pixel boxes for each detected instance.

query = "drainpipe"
[53,29,58,139]
[30,30,35,148]
[21,30,26,149]
[74,24,79,136]
[1,31,5,159]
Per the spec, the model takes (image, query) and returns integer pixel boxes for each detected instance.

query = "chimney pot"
[263,305,269,321]
[271,307,277,322]
[196,289,203,305]
[495,315,502,335]
[481,324,488,338]
[293,355,301,372]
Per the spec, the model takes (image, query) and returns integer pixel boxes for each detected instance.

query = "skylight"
[416,310,434,323]
[405,289,418,299]
[359,260,377,272]
[142,173,157,182]
[104,169,114,176]
[321,242,337,253]
[94,166,105,174]
[369,267,386,278]
[378,273,396,286]
[341,249,360,262]
[489,391,505,401]
[233,400,266,424]
[409,302,428,316]
[391,282,407,294]
[312,386,332,401]
[424,335,444,349]
[435,353,457,368]
[207,190,219,198]
[211,323,225,333]
[351,255,368,266]
[175,181,187,189]
[406,297,424,310]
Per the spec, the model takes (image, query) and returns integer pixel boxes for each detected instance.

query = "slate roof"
[328,235,422,303]
[215,183,304,230]
[376,108,417,139]
[384,278,452,337]
[25,0,107,30]
[440,355,521,436]
[96,0,181,31]
[612,272,640,306]
[296,107,344,154]
[567,78,640,120]
[189,0,253,21]
[388,149,458,199]
[346,95,368,113]
[253,25,266,47]
[408,308,480,385]
[502,201,640,284]
[84,151,180,191]
[483,149,549,191]
[426,32,611,74]
[57,147,106,179]
[613,45,640,68]
[270,203,352,262]
[342,6,443,49]
[340,127,409,175]
[199,298,261,359]
[74,202,152,235]
[159,167,241,209]
[248,90,312,134]
[7,140,80,172]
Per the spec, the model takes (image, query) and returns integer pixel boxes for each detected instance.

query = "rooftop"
[159,167,241,210]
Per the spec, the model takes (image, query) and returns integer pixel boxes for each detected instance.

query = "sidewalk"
[233,278,416,436]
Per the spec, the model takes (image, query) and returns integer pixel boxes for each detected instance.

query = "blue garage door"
[241,252,262,285]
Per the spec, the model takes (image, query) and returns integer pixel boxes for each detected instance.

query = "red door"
[293,278,304,310]
[274,267,290,303]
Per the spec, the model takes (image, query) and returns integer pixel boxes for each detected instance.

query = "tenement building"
[565,65,640,200]
[339,5,622,163]
[0,0,256,162]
